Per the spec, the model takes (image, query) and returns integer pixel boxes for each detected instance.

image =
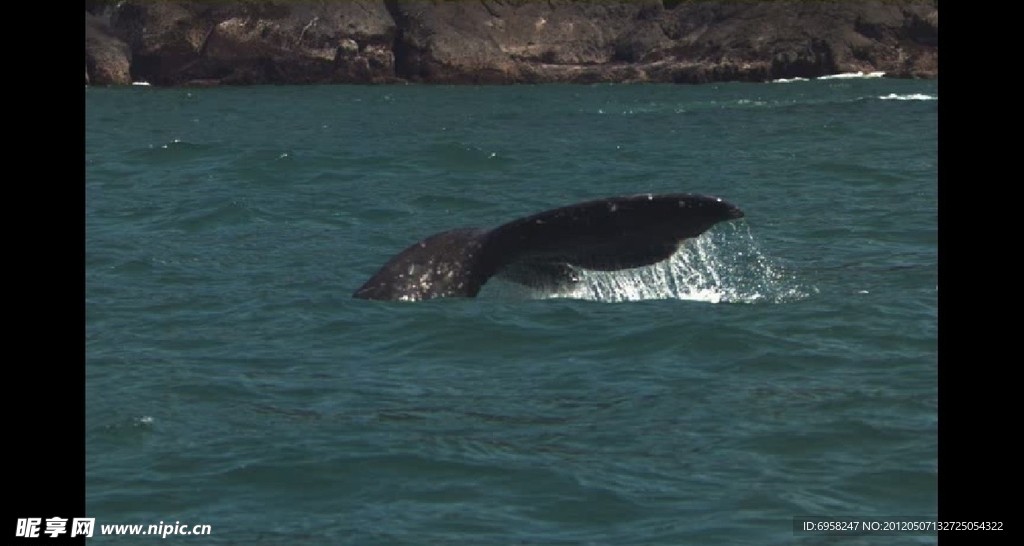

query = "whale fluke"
[353,193,744,301]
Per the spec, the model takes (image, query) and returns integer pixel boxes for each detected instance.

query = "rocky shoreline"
[85,1,937,86]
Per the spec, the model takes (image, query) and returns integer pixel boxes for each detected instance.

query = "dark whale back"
[353,194,744,301]
[351,228,489,301]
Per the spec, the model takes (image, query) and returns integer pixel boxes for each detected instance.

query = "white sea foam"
[817,71,885,80]
[533,224,811,304]
[770,77,809,83]
[878,93,937,101]
[131,81,152,86]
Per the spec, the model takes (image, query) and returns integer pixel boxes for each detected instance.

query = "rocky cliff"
[85,0,937,86]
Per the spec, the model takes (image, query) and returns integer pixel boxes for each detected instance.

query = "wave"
[770,77,809,84]
[878,93,937,101]
[817,71,886,80]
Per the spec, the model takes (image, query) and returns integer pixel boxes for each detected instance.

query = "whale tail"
[353,194,744,301]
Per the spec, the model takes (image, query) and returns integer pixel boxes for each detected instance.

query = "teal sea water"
[86,79,937,544]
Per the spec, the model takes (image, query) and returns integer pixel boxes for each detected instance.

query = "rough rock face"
[84,0,938,86]
[86,11,132,85]
[88,0,397,85]
[390,0,938,83]
[389,0,668,83]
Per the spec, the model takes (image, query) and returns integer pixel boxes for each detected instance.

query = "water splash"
[817,71,886,80]
[878,93,937,101]
[536,224,812,304]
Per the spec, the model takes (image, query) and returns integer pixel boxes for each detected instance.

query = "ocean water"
[86,78,938,544]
